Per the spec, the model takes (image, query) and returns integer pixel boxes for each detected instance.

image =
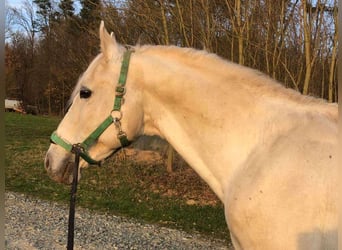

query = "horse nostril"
[45,156,50,170]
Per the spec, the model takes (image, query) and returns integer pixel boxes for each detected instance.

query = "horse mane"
[134,45,337,122]
[68,44,337,122]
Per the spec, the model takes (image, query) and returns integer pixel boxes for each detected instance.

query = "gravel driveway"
[5,192,231,249]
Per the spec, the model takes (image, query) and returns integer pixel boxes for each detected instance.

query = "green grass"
[5,112,230,243]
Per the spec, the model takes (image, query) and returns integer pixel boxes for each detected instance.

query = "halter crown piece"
[50,49,134,165]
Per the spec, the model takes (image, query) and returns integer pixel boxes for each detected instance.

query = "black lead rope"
[67,145,81,250]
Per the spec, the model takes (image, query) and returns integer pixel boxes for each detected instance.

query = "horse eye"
[80,88,92,99]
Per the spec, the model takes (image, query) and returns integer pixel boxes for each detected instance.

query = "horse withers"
[45,21,338,249]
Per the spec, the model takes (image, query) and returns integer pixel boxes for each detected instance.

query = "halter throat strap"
[50,49,133,165]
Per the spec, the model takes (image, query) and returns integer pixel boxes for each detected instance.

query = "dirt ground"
[117,148,221,206]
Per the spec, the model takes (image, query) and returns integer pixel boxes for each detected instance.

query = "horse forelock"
[67,73,84,107]
[67,52,118,107]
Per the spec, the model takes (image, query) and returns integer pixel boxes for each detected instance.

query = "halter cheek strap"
[50,50,134,165]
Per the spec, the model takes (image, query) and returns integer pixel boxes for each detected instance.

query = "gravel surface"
[5,192,231,249]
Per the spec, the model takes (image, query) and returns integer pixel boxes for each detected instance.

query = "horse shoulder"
[224,117,337,249]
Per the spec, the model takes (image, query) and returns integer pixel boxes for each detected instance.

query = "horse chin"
[61,162,77,184]
[48,161,81,185]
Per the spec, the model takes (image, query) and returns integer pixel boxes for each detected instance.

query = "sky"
[6,0,24,8]
[6,0,83,17]
[6,0,330,12]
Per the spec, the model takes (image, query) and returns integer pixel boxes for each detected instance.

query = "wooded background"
[5,0,338,115]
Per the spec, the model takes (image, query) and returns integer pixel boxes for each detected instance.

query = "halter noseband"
[50,50,133,165]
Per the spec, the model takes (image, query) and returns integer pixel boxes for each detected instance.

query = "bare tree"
[5,0,338,115]
[301,0,327,95]
[328,1,337,102]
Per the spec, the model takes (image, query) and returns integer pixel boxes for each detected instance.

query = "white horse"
[45,22,338,249]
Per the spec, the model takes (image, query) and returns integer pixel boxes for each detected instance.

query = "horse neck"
[131,49,271,201]
[128,47,337,201]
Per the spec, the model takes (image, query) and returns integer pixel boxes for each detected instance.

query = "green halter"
[50,50,133,165]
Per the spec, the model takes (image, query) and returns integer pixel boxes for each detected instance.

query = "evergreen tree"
[59,0,74,18]
[33,0,52,28]
[80,0,101,26]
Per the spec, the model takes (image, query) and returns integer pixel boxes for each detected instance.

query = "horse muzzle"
[44,146,81,185]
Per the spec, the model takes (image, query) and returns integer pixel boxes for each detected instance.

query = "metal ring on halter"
[71,143,85,154]
[111,110,123,122]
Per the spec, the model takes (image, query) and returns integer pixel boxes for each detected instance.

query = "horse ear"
[99,21,119,61]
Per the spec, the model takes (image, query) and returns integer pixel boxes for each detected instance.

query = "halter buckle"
[117,131,127,139]
[115,86,126,97]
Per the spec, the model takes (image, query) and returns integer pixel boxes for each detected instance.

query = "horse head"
[44,21,144,184]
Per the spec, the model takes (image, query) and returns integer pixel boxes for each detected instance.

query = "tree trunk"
[158,0,169,45]
[328,3,337,102]
[166,144,174,173]
[236,0,244,65]
[302,0,311,95]
[175,0,190,47]
[48,82,52,115]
